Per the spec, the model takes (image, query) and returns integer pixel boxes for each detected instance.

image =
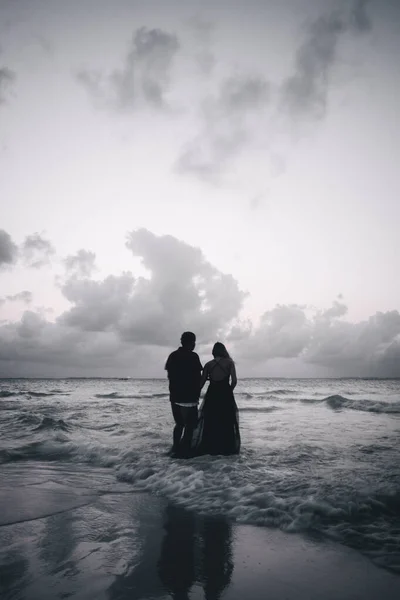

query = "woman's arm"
[199,363,209,391]
[230,361,237,390]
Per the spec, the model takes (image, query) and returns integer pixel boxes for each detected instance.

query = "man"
[165,331,203,457]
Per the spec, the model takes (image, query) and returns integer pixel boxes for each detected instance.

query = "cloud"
[60,228,246,346]
[176,74,270,181]
[280,0,372,119]
[1,290,32,304]
[1,229,399,378]
[186,15,216,75]
[77,27,179,111]
[307,307,400,376]
[0,229,246,376]
[63,249,97,278]
[235,299,400,377]
[176,1,372,184]
[21,233,55,268]
[350,0,372,33]
[0,311,142,377]
[0,66,15,104]
[236,304,313,361]
[0,229,18,267]
[60,272,136,333]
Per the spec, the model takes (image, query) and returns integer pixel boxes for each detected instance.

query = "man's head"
[180,331,196,351]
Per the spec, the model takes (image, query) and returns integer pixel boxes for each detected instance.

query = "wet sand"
[0,474,399,600]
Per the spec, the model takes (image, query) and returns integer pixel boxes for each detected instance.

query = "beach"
[1,377,400,598]
[1,464,399,600]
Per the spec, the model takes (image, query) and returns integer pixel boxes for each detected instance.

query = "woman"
[193,342,240,456]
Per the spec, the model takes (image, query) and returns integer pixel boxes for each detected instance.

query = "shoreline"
[1,478,399,600]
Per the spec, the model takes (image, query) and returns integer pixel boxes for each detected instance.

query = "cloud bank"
[235,300,400,378]
[0,228,399,377]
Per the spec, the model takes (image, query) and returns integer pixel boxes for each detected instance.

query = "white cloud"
[21,233,55,268]
[0,66,15,104]
[176,73,270,181]
[0,229,246,375]
[0,229,18,267]
[0,290,32,304]
[280,0,372,119]
[234,300,400,377]
[63,249,97,278]
[0,228,398,377]
[76,27,180,111]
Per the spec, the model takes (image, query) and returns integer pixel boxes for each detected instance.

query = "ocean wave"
[240,406,282,413]
[1,422,399,572]
[94,392,169,399]
[33,416,70,432]
[115,455,400,572]
[1,389,70,398]
[27,391,60,397]
[324,395,400,414]
[16,412,42,426]
[0,439,72,464]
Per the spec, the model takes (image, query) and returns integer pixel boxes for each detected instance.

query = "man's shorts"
[170,403,198,427]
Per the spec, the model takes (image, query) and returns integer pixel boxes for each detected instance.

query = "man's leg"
[170,402,184,454]
[180,406,198,456]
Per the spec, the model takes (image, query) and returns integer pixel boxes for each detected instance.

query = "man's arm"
[164,354,172,376]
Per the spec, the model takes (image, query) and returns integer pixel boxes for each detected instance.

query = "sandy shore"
[0,470,399,600]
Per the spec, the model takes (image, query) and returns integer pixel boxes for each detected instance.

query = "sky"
[0,0,399,378]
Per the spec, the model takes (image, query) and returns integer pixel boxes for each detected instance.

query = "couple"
[165,331,241,458]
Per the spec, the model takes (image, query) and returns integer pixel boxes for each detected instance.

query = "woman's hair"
[212,342,231,359]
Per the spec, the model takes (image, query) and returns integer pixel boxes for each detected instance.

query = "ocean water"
[1,377,400,577]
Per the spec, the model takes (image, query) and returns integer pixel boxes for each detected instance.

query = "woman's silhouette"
[201,517,234,600]
[194,342,240,456]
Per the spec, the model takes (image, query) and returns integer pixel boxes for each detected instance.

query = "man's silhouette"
[165,332,202,457]
[157,505,196,600]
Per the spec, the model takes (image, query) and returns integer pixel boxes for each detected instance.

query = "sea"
[1,376,400,582]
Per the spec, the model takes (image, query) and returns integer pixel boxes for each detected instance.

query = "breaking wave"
[1,389,70,398]
[324,395,400,414]
[115,453,400,573]
[240,406,282,413]
[94,392,169,399]
[33,416,70,432]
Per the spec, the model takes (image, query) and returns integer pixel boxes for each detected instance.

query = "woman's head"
[212,342,230,359]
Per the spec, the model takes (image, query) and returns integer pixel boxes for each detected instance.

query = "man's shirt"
[165,347,203,405]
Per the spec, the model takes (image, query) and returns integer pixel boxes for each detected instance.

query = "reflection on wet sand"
[157,504,234,600]
[201,518,234,600]
[157,505,196,600]
[1,480,235,600]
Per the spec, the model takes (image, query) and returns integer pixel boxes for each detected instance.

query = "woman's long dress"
[193,365,240,456]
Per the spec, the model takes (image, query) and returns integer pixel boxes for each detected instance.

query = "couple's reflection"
[157,504,233,600]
